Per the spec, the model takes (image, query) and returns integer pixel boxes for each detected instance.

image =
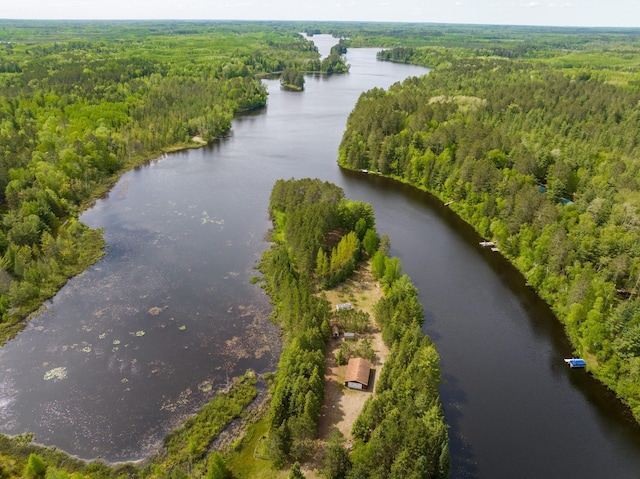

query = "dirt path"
[303,263,388,476]
[318,324,388,443]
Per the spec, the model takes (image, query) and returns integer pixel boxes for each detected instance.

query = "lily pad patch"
[44,367,68,382]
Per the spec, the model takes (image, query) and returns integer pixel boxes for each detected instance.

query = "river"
[1,34,640,477]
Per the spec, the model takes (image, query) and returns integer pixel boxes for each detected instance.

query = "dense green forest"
[339,45,640,422]
[305,22,640,88]
[0,21,349,343]
[258,178,448,478]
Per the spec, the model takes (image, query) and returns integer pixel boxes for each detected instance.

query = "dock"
[479,241,495,247]
[564,358,586,368]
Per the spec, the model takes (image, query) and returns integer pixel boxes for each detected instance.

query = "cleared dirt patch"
[309,261,388,475]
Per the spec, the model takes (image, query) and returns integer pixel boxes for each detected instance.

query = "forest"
[0,21,348,344]
[338,39,640,422]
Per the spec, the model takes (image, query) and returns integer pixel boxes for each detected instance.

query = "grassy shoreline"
[0,371,261,478]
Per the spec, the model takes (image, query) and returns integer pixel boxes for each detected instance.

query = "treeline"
[259,178,375,464]
[310,22,640,88]
[259,178,448,477]
[346,262,449,479]
[280,69,305,91]
[318,41,351,75]
[258,241,329,465]
[338,56,640,421]
[267,178,377,288]
[0,22,336,343]
[300,32,350,75]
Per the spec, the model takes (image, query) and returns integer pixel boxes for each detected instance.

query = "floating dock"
[564,358,587,368]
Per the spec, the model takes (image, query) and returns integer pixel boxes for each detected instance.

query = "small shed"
[344,357,371,390]
[336,302,353,311]
[332,325,340,339]
[343,332,356,340]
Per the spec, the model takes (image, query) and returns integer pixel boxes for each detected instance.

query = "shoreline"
[0,134,222,347]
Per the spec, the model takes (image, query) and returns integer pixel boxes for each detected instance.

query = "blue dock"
[564,358,587,368]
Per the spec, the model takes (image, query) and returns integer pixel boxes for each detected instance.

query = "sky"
[1,0,638,28]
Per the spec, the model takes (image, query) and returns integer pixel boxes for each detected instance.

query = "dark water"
[1,35,640,477]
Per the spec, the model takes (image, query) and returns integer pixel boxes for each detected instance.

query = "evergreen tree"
[205,452,232,479]
[323,431,352,479]
[23,454,46,479]
[289,461,306,479]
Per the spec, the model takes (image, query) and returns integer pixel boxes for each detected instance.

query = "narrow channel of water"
[1,36,640,477]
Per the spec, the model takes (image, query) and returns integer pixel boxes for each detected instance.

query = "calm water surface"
[1,36,640,477]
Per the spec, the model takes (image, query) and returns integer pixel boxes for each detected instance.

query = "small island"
[280,69,306,91]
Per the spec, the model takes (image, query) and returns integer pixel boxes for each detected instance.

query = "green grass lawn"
[225,417,289,479]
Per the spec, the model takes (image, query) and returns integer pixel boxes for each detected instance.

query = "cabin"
[336,302,353,311]
[344,357,372,390]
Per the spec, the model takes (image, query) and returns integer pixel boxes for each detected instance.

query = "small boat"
[490,247,500,252]
[479,241,495,247]
[564,358,586,368]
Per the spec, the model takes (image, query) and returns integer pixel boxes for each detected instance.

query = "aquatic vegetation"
[201,211,224,226]
[225,336,250,360]
[98,333,107,339]
[178,325,186,331]
[43,367,68,382]
[224,271,241,280]
[177,388,192,406]
[162,372,257,467]
[198,380,213,393]
[82,346,92,353]
[254,346,270,359]
[135,331,145,337]
[160,388,193,413]
[112,339,121,345]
